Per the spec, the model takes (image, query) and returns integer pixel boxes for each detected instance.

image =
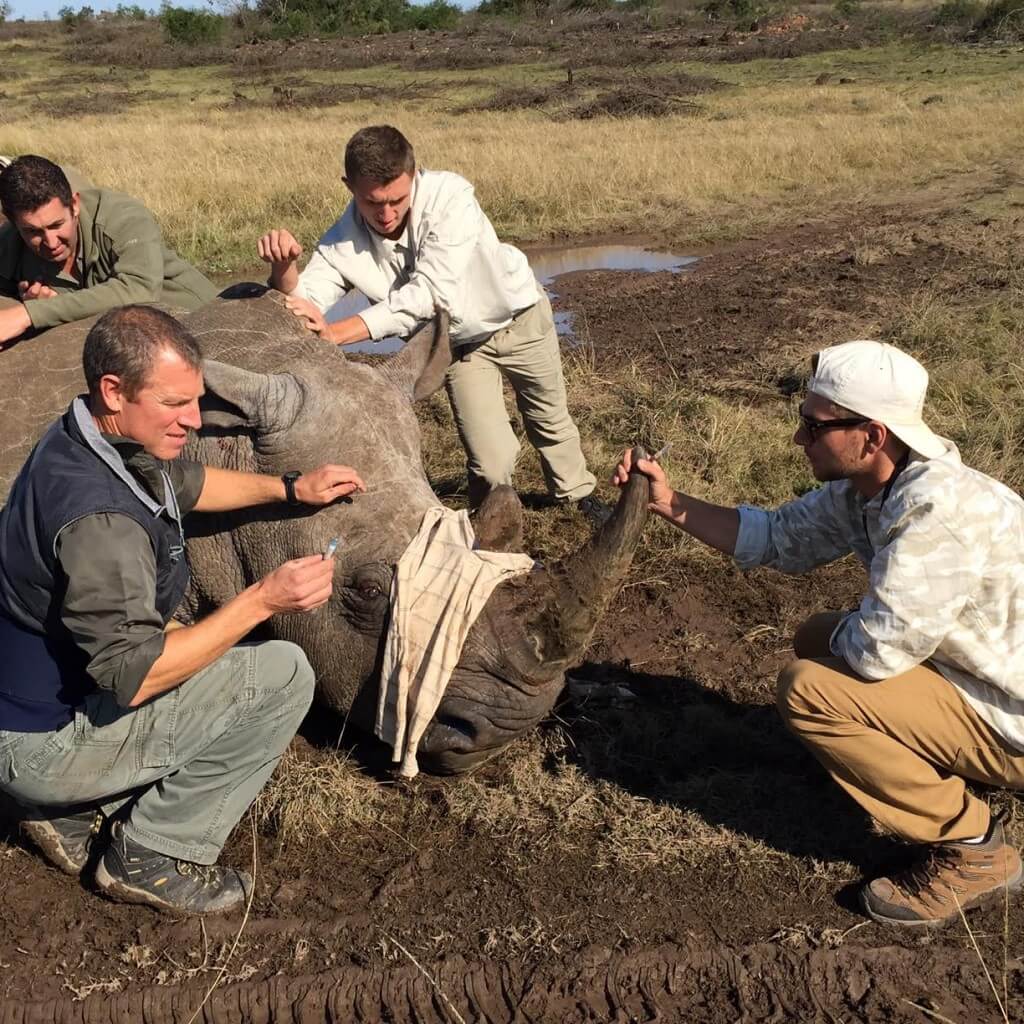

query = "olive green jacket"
[0,188,216,330]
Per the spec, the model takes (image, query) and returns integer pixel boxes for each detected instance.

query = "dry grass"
[1,43,1023,268]
[440,725,800,871]
[256,746,385,848]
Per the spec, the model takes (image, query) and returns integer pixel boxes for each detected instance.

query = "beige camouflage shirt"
[734,442,1024,751]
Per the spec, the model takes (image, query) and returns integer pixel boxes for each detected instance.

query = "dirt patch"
[469,83,556,112]
[411,43,513,70]
[29,89,176,118]
[569,87,703,119]
[464,70,721,116]
[2,184,1023,1020]
[223,78,435,110]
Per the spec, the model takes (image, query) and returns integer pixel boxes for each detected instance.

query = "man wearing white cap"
[613,340,1024,928]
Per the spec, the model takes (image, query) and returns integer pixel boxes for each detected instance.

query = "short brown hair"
[84,306,203,399]
[0,155,73,219]
[344,126,415,186]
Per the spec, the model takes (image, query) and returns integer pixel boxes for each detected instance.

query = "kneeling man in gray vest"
[0,305,365,915]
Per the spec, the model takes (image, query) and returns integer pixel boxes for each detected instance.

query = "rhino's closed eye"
[338,562,393,635]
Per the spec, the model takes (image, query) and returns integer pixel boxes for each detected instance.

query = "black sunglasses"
[797,412,870,442]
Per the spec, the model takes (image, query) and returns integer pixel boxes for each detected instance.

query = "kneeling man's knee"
[258,639,316,707]
[776,658,823,729]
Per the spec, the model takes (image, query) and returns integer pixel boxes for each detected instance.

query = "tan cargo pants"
[777,612,1024,844]
[445,291,596,506]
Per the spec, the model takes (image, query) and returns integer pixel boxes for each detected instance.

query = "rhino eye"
[358,583,382,599]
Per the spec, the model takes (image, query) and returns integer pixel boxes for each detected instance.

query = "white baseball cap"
[808,340,947,460]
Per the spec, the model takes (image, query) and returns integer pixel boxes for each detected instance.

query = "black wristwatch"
[282,470,302,506]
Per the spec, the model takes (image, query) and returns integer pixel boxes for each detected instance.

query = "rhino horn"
[379,311,452,403]
[200,360,305,434]
[528,447,650,665]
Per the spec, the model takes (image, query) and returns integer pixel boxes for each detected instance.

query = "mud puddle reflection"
[332,245,696,354]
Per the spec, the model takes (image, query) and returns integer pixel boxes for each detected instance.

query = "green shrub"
[160,4,225,43]
[58,4,95,27]
[114,3,150,18]
[257,0,460,35]
[407,0,460,29]
[973,0,1024,36]
[0,1,10,25]
[833,0,861,16]
[934,0,982,21]
[267,8,312,36]
[701,0,771,23]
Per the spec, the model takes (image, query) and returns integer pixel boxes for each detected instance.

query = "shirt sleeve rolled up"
[57,513,167,707]
[733,486,853,574]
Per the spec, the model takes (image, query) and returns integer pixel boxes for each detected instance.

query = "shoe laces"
[175,860,222,887]
[894,845,963,897]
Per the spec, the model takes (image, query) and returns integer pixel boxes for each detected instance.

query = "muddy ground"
[2,181,1023,1022]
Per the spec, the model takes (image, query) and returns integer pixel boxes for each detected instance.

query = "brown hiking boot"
[861,819,1023,928]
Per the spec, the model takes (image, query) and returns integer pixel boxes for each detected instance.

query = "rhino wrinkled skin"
[0,288,649,772]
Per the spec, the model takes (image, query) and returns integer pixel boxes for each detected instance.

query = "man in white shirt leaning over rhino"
[614,340,1024,928]
[258,125,606,524]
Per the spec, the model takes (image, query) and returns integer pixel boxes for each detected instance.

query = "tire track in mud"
[3,940,1009,1023]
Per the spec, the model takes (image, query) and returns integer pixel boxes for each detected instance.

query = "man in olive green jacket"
[0,155,216,346]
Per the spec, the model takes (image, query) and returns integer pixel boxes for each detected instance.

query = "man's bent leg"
[496,293,595,502]
[777,647,1024,924]
[776,653,1024,842]
[0,640,313,880]
[125,640,315,864]
[445,344,521,506]
[792,610,846,660]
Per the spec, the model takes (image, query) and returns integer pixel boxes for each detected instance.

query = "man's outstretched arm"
[193,464,366,513]
[612,448,739,554]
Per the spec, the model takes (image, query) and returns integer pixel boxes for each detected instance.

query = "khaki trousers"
[445,291,596,506]
[777,612,1024,844]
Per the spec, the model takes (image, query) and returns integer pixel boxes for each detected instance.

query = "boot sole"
[94,859,245,916]
[861,863,1024,929]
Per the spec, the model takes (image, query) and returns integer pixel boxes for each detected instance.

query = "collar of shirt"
[359,173,419,270]
[101,433,167,502]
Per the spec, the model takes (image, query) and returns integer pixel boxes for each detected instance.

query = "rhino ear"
[380,311,452,403]
[201,360,305,433]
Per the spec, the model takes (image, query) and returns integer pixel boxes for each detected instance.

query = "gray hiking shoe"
[21,805,105,876]
[95,822,251,915]
[573,494,613,527]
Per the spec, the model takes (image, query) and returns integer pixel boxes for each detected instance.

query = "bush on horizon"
[160,3,224,42]
[57,3,94,27]
[255,0,459,35]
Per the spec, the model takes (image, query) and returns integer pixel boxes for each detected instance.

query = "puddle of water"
[528,244,697,288]
[330,244,697,353]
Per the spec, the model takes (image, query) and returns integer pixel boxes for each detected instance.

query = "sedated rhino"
[0,288,649,773]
